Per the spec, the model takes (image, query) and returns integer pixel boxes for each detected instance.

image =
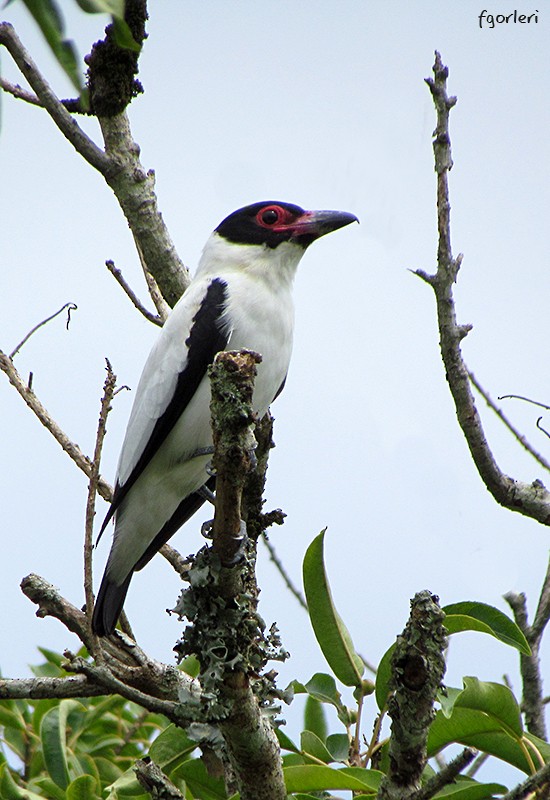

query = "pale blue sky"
[1,1,549,785]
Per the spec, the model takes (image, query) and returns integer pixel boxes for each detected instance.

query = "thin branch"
[0,76,41,105]
[9,302,77,359]
[499,394,550,412]
[504,587,547,739]
[0,23,112,175]
[418,51,550,526]
[532,553,550,641]
[469,371,550,475]
[159,544,191,578]
[501,758,550,800]
[261,534,307,610]
[0,350,113,502]
[85,361,117,648]
[133,237,172,322]
[414,747,477,800]
[106,260,163,326]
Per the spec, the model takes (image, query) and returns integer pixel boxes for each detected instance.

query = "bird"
[92,201,358,635]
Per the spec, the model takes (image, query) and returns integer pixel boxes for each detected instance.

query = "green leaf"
[300,731,333,764]
[148,725,197,773]
[275,728,301,754]
[284,764,382,792]
[0,764,46,800]
[326,733,350,763]
[111,18,141,53]
[303,695,327,742]
[74,0,125,14]
[374,643,394,711]
[176,760,226,800]
[428,707,550,773]
[40,700,82,789]
[303,531,363,687]
[433,779,508,800]
[455,677,523,737]
[443,602,531,655]
[66,774,98,800]
[303,673,344,709]
[19,0,83,91]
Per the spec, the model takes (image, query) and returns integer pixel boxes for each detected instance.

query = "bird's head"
[215,201,358,249]
[197,201,358,286]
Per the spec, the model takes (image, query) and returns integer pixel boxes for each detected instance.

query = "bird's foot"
[200,519,248,564]
[197,484,216,505]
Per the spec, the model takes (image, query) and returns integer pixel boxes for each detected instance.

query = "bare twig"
[414,747,477,800]
[261,534,307,610]
[159,544,191,578]
[9,302,77,359]
[133,238,172,322]
[417,51,550,526]
[0,23,111,175]
[0,350,113,502]
[106,260,163,326]
[499,394,550,412]
[85,361,117,646]
[0,75,42,105]
[469,372,550,474]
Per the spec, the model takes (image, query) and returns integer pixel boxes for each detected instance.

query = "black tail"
[91,571,133,636]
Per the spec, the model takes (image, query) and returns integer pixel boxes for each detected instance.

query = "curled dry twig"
[9,302,78,359]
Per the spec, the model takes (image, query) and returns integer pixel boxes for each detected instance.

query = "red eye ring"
[256,205,285,228]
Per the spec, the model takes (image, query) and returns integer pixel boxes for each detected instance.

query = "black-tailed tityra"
[92,201,357,635]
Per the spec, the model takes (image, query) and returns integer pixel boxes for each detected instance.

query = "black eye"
[261,209,279,225]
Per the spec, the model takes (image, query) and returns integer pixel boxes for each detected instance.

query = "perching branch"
[378,591,447,799]
[416,51,550,526]
[0,350,113,502]
[174,350,287,800]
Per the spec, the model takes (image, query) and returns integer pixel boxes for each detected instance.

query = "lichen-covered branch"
[174,350,287,800]
[378,591,447,799]
[416,52,550,526]
[134,758,185,800]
